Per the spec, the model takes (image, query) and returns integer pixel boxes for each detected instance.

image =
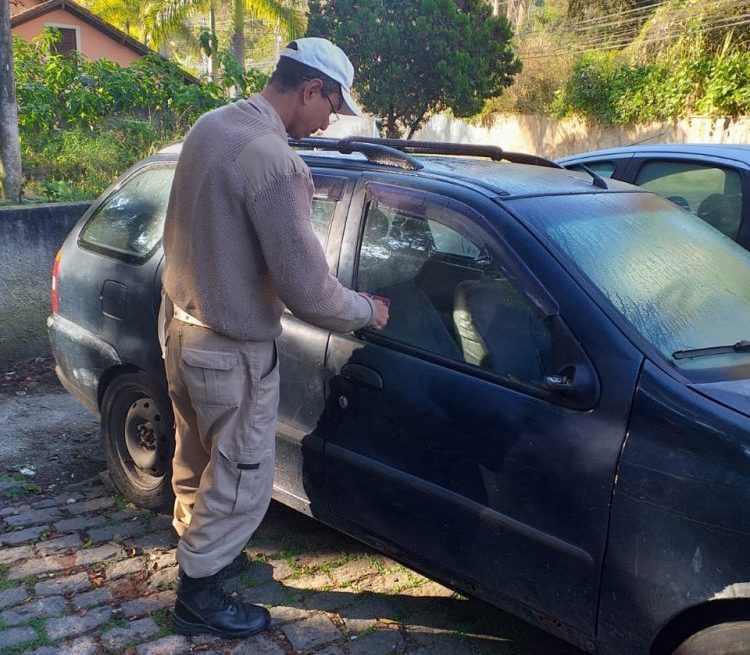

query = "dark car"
[49,136,750,655]
[557,144,750,249]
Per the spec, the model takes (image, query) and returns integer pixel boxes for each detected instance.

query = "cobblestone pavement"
[0,476,584,655]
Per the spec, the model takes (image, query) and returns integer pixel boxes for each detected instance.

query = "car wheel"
[673,622,750,655]
[101,372,174,512]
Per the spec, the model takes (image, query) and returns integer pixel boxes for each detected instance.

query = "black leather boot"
[218,551,249,580]
[171,571,270,638]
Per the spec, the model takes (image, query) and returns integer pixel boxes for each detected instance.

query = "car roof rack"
[290,137,424,171]
[289,136,563,170]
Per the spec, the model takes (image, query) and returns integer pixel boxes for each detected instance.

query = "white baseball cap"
[279,37,362,117]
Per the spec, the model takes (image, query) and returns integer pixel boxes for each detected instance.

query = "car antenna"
[578,164,608,189]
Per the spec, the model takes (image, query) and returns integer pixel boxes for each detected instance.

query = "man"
[161,37,389,639]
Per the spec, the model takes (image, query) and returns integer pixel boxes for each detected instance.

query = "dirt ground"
[0,356,103,487]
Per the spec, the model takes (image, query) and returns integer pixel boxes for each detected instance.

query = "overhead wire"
[522,13,750,59]
[521,2,750,59]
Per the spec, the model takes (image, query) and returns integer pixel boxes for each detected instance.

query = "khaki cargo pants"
[164,319,279,579]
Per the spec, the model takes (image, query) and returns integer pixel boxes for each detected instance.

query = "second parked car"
[558,143,750,249]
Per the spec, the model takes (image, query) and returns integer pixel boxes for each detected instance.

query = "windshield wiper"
[673,340,750,360]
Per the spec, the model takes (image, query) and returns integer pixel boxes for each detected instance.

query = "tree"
[147,0,306,69]
[0,0,22,201]
[308,0,521,138]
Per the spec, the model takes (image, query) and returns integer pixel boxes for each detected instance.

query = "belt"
[173,305,210,329]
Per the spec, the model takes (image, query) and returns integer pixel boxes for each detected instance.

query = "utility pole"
[0,0,23,202]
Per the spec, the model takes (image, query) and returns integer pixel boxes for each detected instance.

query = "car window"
[79,165,175,262]
[311,175,347,246]
[569,160,615,178]
[356,191,551,388]
[635,160,742,239]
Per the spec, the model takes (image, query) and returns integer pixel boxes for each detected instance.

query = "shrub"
[13,29,267,200]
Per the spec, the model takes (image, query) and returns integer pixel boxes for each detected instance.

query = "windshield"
[513,191,750,373]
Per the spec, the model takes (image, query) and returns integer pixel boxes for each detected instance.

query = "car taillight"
[52,249,62,314]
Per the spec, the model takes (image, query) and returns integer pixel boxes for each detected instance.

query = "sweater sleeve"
[248,171,375,333]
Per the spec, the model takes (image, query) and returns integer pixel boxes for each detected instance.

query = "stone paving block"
[281,614,343,651]
[121,590,176,618]
[67,496,115,515]
[149,551,177,570]
[71,587,111,611]
[0,625,37,649]
[107,555,147,580]
[136,634,191,655]
[0,525,44,545]
[75,543,122,566]
[0,586,29,610]
[347,628,405,655]
[7,555,67,580]
[35,533,83,556]
[327,557,383,586]
[214,633,286,655]
[129,530,175,551]
[310,647,346,655]
[340,595,400,634]
[45,605,113,640]
[54,515,106,532]
[4,507,62,527]
[0,502,32,516]
[88,520,148,543]
[1,595,66,625]
[31,493,82,509]
[0,543,33,565]
[35,571,92,596]
[147,566,178,590]
[241,581,294,607]
[110,509,143,521]
[269,605,309,626]
[26,634,99,655]
[101,616,161,650]
[146,515,173,532]
[408,625,482,655]
[304,589,359,613]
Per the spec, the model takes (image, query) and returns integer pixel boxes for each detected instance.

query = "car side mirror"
[545,315,600,410]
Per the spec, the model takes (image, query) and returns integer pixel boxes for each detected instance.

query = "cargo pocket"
[205,445,271,516]
[181,348,242,407]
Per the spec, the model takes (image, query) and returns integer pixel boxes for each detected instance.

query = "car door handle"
[342,364,383,391]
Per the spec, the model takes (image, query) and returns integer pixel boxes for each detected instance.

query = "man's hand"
[370,298,389,331]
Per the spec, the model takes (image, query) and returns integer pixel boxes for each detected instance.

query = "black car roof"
[156,139,639,199]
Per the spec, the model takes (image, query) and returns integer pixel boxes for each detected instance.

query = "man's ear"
[301,78,323,105]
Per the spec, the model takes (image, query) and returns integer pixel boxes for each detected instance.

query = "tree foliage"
[308,0,521,138]
[13,29,265,199]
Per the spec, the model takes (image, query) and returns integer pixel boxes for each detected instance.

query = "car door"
[624,155,747,243]
[273,170,358,514]
[321,177,643,644]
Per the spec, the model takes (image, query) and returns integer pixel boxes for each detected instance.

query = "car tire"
[101,372,174,512]
[673,622,750,655]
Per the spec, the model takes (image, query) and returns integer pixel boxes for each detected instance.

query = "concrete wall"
[415,114,750,158]
[0,202,90,366]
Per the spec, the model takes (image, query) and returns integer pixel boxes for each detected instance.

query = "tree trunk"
[0,0,22,202]
[231,0,245,71]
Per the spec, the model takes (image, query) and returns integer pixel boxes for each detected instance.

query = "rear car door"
[321,177,643,647]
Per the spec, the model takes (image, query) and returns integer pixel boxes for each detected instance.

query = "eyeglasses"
[322,90,340,124]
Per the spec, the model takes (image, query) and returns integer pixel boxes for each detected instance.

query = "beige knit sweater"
[162,94,375,341]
